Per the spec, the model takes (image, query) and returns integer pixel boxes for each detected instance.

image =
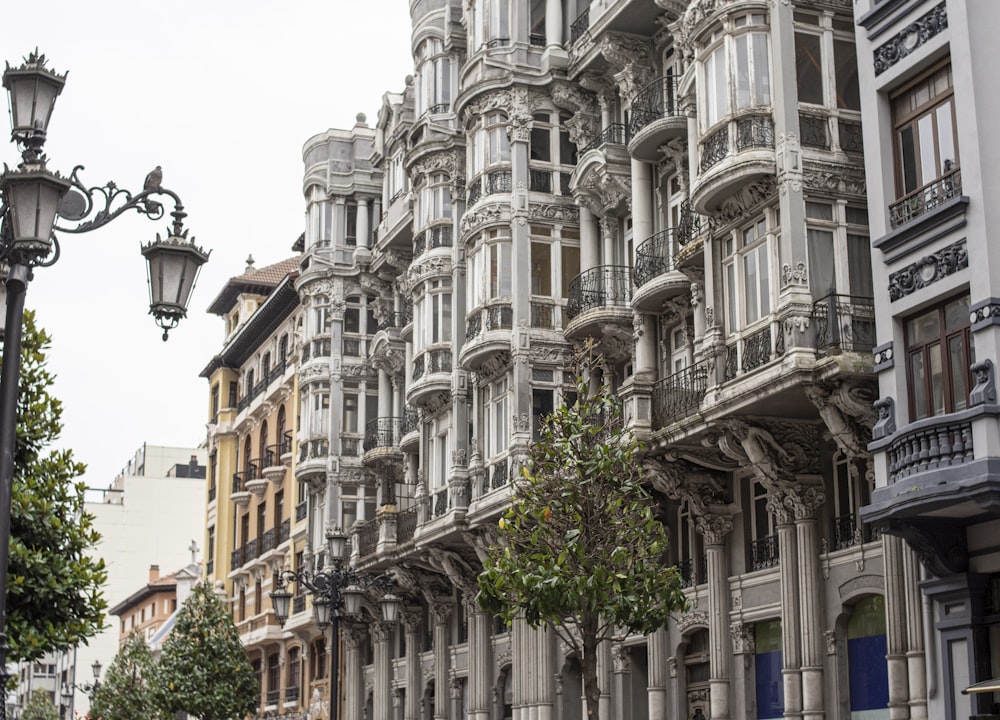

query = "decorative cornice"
[873,2,947,77]
[887,238,967,301]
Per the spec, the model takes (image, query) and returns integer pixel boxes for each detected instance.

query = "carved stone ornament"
[667,656,678,678]
[412,150,465,184]
[528,202,580,223]
[970,359,996,406]
[730,623,754,655]
[696,513,735,546]
[707,177,776,232]
[460,202,508,235]
[874,2,948,76]
[781,261,807,288]
[888,239,967,302]
[804,382,873,459]
[677,610,709,633]
[642,456,727,517]
[871,397,896,441]
[803,160,867,197]
[611,644,632,673]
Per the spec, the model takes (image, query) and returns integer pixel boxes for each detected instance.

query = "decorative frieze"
[888,239,967,301]
[873,2,948,76]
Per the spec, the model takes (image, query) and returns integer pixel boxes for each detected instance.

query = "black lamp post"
[60,659,101,718]
[270,528,398,720]
[0,50,208,717]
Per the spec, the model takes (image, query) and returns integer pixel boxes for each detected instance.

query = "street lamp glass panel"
[327,530,348,561]
[342,586,363,616]
[0,167,70,262]
[2,61,65,137]
[380,594,400,623]
[60,684,72,704]
[270,588,292,624]
[312,596,332,629]
[91,660,101,680]
[141,235,209,328]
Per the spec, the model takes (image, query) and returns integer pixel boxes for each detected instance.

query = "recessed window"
[892,62,958,199]
[905,294,973,421]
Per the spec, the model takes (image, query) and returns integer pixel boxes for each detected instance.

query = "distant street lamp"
[60,659,101,717]
[0,50,209,719]
[270,528,398,720]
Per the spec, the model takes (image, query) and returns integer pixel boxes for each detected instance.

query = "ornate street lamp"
[0,50,209,720]
[270,528,397,720]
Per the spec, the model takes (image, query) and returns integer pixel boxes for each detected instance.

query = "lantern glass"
[312,596,332,629]
[380,593,400,623]
[342,585,363,616]
[327,529,348,561]
[270,588,292,624]
[1,167,70,262]
[91,660,101,680]
[3,62,65,137]
[142,235,209,329]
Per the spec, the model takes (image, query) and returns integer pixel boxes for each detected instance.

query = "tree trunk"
[582,614,601,720]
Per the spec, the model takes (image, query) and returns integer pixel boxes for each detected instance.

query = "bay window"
[468,230,513,307]
[723,215,773,334]
[793,12,860,110]
[804,201,872,301]
[417,174,453,231]
[701,15,771,130]
[482,378,509,460]
[415,39,451,116]
[421,279,452,345]
[905,294,973,421]
[471,112,510,176]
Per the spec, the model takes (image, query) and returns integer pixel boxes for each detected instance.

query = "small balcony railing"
[261,528,277,554]
[486,169,512,195]
[676,201,702,247]
[888,166,962,228]
[699,126,729,172]
[378,311,405,331]
[885,417,974,484]
[412,349,452,381]
[279,518,291,544]
[486,303,514,331]
[570,7,589,42]
[413,225,453,258]
[566,265,633,320]
[230,547,244,571]
[630,76,681,135]
[677,558,695,588]
[579,123,629,154]
[813,293,875,355]
[363,417,404,452]
[285,687,300,703]
[652,362,708,428]
[466,312,483,342]
[266,690,281,706]
[838,119,863,153]
[357,518,379,557]
[245,538,259,562]
[295,501,307,521]
[633,229,680,288]
[833,513,881,550]
[398,506,418,543]
[741,325,773,374]
[530,301,555,329]
[735,115,775,151]
[750,534,780,570]
[402,405,420,435]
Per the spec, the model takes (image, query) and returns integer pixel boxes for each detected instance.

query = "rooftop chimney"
[149,565,160,582]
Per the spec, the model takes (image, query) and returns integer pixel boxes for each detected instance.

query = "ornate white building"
[251,1,1000,720]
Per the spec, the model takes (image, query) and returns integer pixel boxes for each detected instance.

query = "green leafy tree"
[89,632,159,720]
[20,691,59,720]
[5,310,107,661]
[477,349,687,720]
[150,581,258,720]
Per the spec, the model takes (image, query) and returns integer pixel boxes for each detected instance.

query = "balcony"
[262,441,288,483]
[888,166,962,229]
[245,461,267,498]
[407,348,453,407]
[461,303,513,370]
[632,229,691,312]
[397,506,418,543]
[363,417,404,463]
[691,115,776,213]
[468,169,512,205]
[413,225,453,259]
[399,405,420,452]
[652,363,708,429]
[357,518,379,559]
[833,513,881,550]
[813,293,875,357]
[231,472,251,508]
[294,438,329,482]
[629,77,686,161]
[579,123,629,155]
[750,534,780,571]
[564,265,633,340]
[295,501,307,522]
[798,112,864,155]
[722,322,782,383]
[570,7,589,43]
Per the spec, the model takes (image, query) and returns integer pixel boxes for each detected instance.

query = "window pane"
[735,35,750,109]
[757,244,770,316]
[795,33,824,105]
[936,101,957,172]
[907,309,940,344]
[928,343,944,416]
[807,228,835,300]
[833,39,860,110]
[899,126,918,194]
[726,262,737,334]
[847,234,873,298]
[909,352,928,420]
[753,33,771,105]
[744,252,759,323]
[443,294,452,342]
[949,334,969,411]
[531,242,552,295]
[561,245,580,298]
[530,127,551,162]
[945,296,970,330]
[917,113,937,186]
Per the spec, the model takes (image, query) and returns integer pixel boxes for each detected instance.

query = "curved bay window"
[468,229,513,311]
[470,0,510,49]
[701,14,771,132]
[415,39,452,116]
[469,112,511,204]
[904,294,973,422]
[416,173,453,255]
[722,213,775,336]
[413,279,453,349]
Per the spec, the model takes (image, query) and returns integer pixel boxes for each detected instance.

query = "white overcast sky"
[0,2,413,487]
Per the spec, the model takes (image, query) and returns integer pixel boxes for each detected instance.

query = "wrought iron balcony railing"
[750,534,780,570]
[402,405,420,435]
[838,119,863,153]
[397,506,418,543]
[579,123,629,154]
[466,311,483,342]
[566,265,632,320]
[363,417,404,451]
[652,362,708,428]
[735,115,775,151]
[676,201,702,247]
[630,76,681,135]
[570,7,589,42]
[357,518,379,557]
[295,501,307,522]
[530,301,555,329]
[633,229,680,288]
[888,166,962,228]
[412,349,452,381]
[413,225,453,258]
[813,293,875,355]
[700,126,729,173]
[485,303,513,331]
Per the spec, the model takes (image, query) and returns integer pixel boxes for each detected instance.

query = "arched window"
[243,436,253,474]
[277,405,287,454]
[259,420,269,461]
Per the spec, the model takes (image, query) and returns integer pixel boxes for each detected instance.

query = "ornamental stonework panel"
[873,2,947,76]
[887,239,967,301]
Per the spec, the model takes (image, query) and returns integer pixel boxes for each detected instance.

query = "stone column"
[580,206,599,273]
[883,534,911,720]
[379,368,392,417]
[697,513,735,720]
[432,601,452,720]
[598,637,612,720]
[630,158,653,261]
[468,601,492,720]
[545,0,562,47]
[373,621,394,720]
[791,484,825,720]
[611,644,632,720]
[334,197,347,246]
[902,544,928,720]
[357,197,370,248]
[404,612,422,720]
[344,627,368,720]
[600,215,617,267]
[647,628,668,720]
[508,112,533,460]
[771,494,803,720]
